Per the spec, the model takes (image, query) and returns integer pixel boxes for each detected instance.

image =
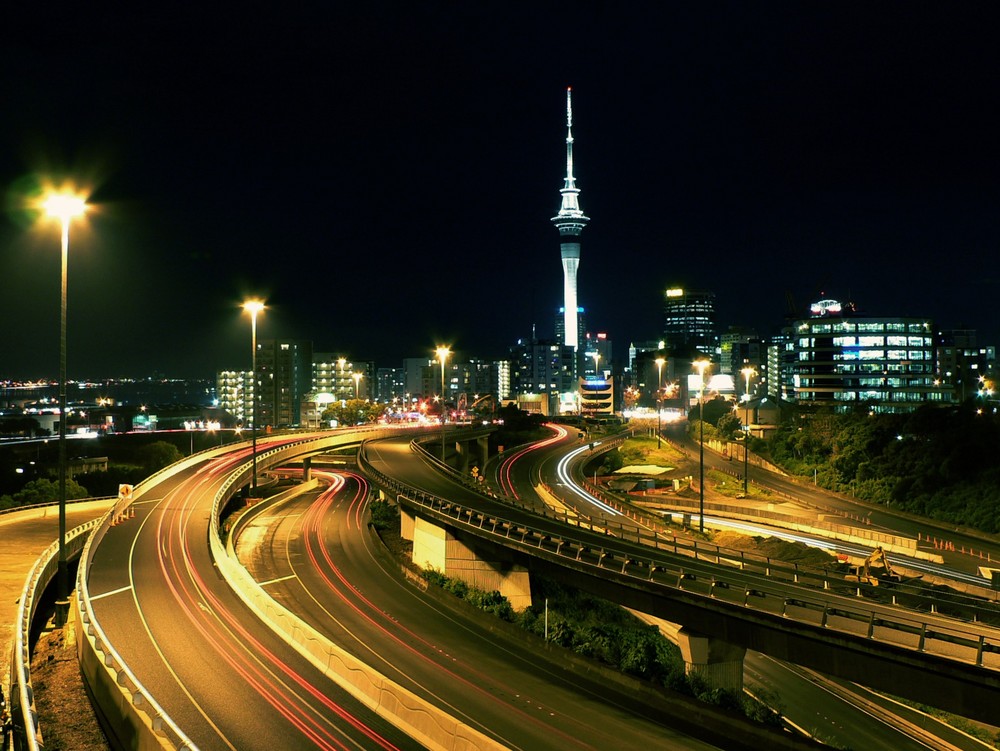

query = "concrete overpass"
[359,435,1000,725]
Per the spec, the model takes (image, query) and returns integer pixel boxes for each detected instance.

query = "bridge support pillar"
[676,627,746,694]
[302,456,312,482]
[411,515,532,611]
[400,506,415,540]
[454,439,470,475]
[477,435,489,473]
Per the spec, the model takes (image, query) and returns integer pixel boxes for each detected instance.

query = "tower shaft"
[551,87,589,351]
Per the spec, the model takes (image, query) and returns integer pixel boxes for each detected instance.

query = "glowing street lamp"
[590,351,601,374]
[740,366,756,497]
[337,357,347,398]
[242,299,265,496]
[43,189,87,625]
[693,359,711,534]
[655,357,666,448]
[436,345,451,459]
[352,372,363,399]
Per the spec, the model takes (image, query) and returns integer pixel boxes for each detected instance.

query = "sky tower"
[551,86,589,351]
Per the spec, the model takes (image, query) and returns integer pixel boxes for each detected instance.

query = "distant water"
[0,378,217,410]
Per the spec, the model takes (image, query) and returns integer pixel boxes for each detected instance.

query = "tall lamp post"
[337,357,347,399]
[436,345,451,459]
[693,359,710,533]
[740,366,756,496]
[655,357,666,448]
[352,372,362,399]
[44,190,87,625]
[242,300,264,496]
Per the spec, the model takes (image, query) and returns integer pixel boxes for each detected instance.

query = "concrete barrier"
[75,496,196,750]
[223,469,507,751]
[10,516,103,751]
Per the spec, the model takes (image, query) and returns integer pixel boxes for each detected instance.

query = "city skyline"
[2,6,999,379]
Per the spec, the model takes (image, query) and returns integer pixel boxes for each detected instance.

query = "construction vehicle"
[847,546,903,586]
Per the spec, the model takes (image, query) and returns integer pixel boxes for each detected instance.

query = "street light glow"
[242,299,265,317]
[43,192,88,223]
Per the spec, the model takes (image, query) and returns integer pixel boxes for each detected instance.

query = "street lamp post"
[436,346,451,460]
[44,190,87,625]
[243,300,264,496]
[655,357,665,448]
[352,372,362,399]
[693,359,710,534]
[740,366,756,496]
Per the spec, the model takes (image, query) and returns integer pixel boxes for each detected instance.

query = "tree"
[9,477,89,507]
[688,396,732,427]
[320,399,385,426]
[136,441,184,474]
[716,411,741,440]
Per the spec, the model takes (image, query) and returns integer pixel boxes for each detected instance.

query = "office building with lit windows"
[216,370,253,425]
[312,354,368,401]
[256,339,313,427]
[663,287,717,357]
[791,299,950,412]
[935,329,997,403]
[509,336,577,415]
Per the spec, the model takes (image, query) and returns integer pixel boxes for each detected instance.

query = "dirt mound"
[30,623,109,751]
[712,530,840,568]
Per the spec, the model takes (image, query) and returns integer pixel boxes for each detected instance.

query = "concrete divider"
[74,496,196,750]
[69,427,474,750]
[222,472,507,751]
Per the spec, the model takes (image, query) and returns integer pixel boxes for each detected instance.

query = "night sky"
[2,5,999,380]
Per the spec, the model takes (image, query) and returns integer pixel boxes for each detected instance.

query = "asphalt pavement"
[0,499,113,741]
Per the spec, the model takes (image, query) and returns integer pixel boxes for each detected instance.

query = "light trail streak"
[497,424,568,498]
[555,442,621,517]
[293,470,599,750]
[151,455,403,750]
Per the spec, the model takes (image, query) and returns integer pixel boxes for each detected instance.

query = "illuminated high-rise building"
[551,87,589,352]
[663,287,717,357]
[792,298,950,413]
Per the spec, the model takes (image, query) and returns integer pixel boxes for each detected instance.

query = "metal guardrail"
[76,492,197,750]
[11,518,101,751]
[550,434,998,619]
[358,443,1000,672]
[73,426,406,750]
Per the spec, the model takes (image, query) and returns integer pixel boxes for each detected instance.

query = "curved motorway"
[235,468,719,750]
[84,433,422,750]
[366,426,1000,749]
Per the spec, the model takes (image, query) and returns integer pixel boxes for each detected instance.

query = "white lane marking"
[89,584,133,601]
[259,573,297,587]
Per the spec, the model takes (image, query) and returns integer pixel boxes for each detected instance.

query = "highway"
[663,423,1000,580]
[361,428,1000,729]
[235,468,722,750]
[488,425,995,750]
[83,433,423,750]
[69,423,999,749]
